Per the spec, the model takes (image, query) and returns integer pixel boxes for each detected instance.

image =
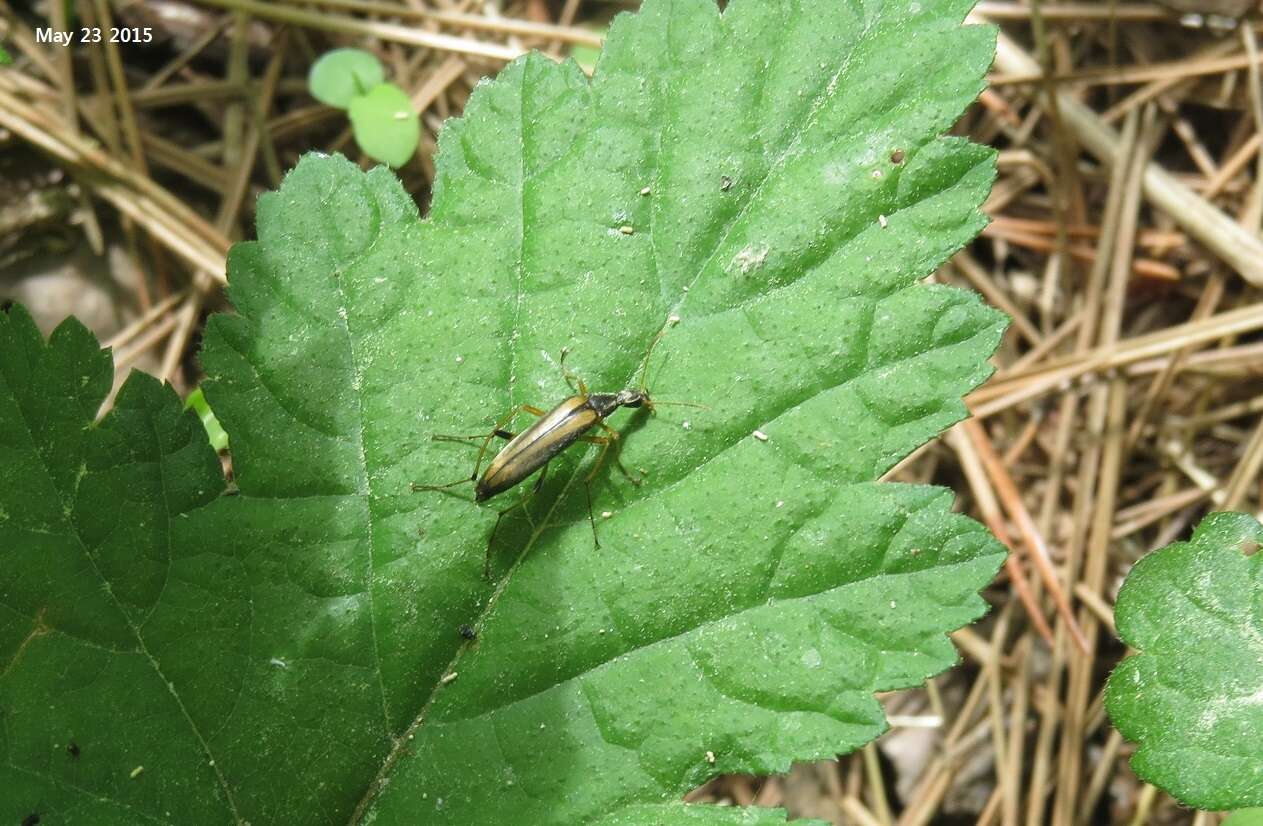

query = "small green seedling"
[184,386,228,452]
[308,48,419,168]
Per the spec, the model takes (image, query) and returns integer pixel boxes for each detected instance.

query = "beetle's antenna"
[648,349,671,393]
[636,329,668,391]
[647,399,708,410]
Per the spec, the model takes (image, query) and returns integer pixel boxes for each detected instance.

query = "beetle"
[479,387,650,498]
[414,331,692,575]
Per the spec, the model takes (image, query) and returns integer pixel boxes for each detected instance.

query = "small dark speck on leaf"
[720,176,733,191]
[890,149,905,164]
[22,814,40,826]
[459,624,477,640]
[68,741,80,759]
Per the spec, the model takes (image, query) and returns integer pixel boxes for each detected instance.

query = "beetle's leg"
[413,430,515,490]
[412,478,474,493]
[532,460,550,493]
[414,404,544,493]
[485,498,528,578]
[594,423,641,486]
[515,463,548,531]
[432,430,515,443]
[572,425,642,548]
[578,427,640,484]
[577,435,617,549]
[558,348,589,395]
[483,463,547,579]
[470,404,546,476]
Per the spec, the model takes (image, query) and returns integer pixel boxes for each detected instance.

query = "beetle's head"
[615,388,654,414]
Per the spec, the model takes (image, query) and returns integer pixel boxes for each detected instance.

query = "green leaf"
[1105,512,1263,811]
[0,43,12,65]
[308,48,385,109]
[1226,810,1263,826]
[0,0,1004,823]
[348,82,420,168]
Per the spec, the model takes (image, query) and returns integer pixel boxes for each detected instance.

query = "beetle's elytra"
[473,389,649,502]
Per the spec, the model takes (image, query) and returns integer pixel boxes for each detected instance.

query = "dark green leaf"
[0,304,229,823]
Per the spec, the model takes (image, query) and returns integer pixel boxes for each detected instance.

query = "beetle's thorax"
[588,389,649,418]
